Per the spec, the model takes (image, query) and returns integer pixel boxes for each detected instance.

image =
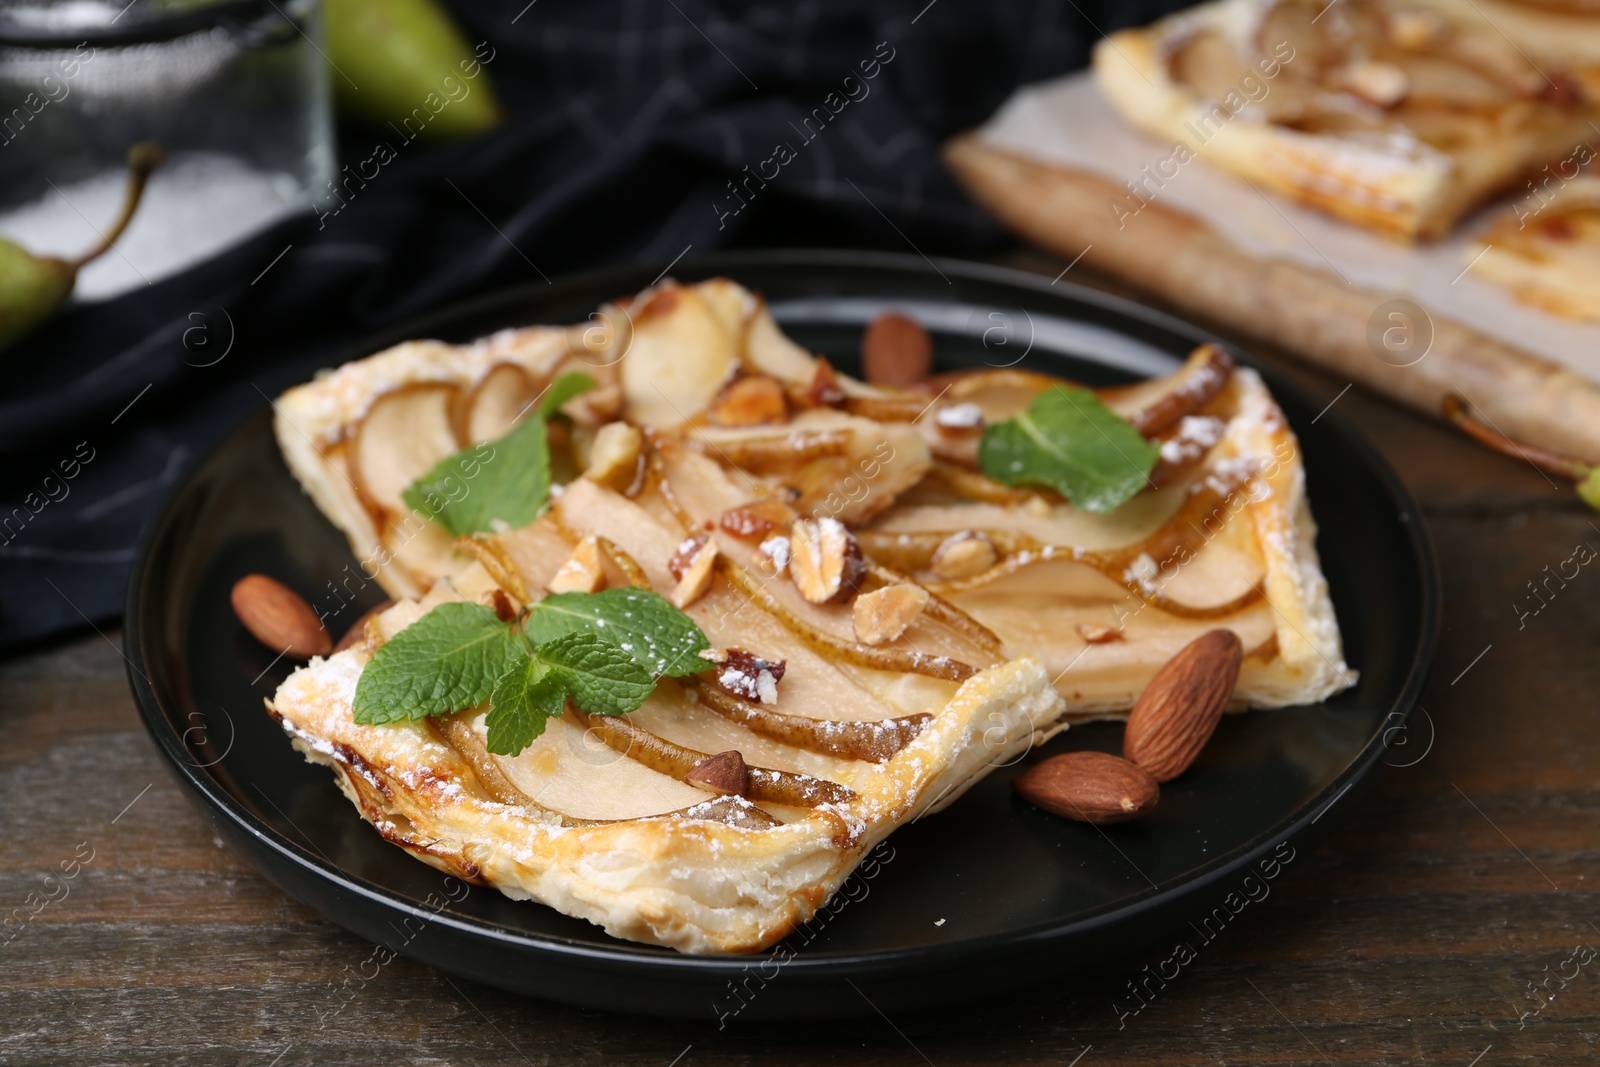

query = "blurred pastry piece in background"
[1093,0,1597,240]
[1470,175,1600,321]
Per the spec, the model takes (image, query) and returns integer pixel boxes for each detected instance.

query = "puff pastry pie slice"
[268,280,1070,954]
[1469,174,1600,319]
[1093,0,1595,239]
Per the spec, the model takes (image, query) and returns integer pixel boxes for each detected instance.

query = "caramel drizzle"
[839,343,1233,438]
[924,462,1048,505]
[452,534,530,602]
[567,707,858,808]
[842,394,932,422]
[676,428,853,469]
[860,468,1267,620]
[435,713,539,808]
[431,713,783,829]
[686,677,931,763]
[595,536,653,588]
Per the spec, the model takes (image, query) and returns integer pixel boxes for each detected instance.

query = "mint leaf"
[483,607,666,754]
[978,386,1159,514]
[537,630,654,716]
[403,412,551,537]
[525,588,710,678]
[485,654,566,756]
[352,602,525,725]
[538,371,596,418]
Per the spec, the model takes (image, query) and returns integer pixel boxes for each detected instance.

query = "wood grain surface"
[4,250,1598,1066]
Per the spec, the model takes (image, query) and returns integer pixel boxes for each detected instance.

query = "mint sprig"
[978,386,1159,514]
[352,588,706,756]
[401,373,596,538]
[525,588,710,678]
[352,602,525,725]
[485,654,566,754]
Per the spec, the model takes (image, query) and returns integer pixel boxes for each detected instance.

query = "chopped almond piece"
[709,648,786,704]
[712,375,788,427]
[686,750,750,796]
[669,534,711,580]
[789,518,866,604]
[718,496,797,540]
[548,536,605,594]
[669,537,718,609]
[757,534,791,576]
[1387,9,1443,50]
[1338,60,1409,107]
[934,402,984,437]
[930,531,997,580]
[584,422,644,493]
[483,588,518,622]
[853,584,930,646]
[1077,623,1124,645]
[801,358,847,409]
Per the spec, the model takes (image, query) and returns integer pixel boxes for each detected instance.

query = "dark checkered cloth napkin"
[0,0,1190,650]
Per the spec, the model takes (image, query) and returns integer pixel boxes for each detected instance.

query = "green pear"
[324,0,503,140]
[1578,467,1600,512]
[0,142,163,352]
[0,241,76,351]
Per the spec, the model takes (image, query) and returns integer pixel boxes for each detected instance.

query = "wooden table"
[4,249,1596,1066]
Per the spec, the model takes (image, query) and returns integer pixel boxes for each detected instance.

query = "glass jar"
[0,0,333,299]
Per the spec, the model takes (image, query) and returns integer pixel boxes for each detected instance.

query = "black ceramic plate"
[125,250,1437,1021]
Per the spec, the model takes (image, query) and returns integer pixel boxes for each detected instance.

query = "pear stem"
[71,142,165,272]
[1440,393,1589,480]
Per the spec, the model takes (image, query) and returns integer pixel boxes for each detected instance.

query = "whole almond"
[1123,629,1242,782]
[231,574,332,659]
[1013,751,1159,824]
[861,312,932,387]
